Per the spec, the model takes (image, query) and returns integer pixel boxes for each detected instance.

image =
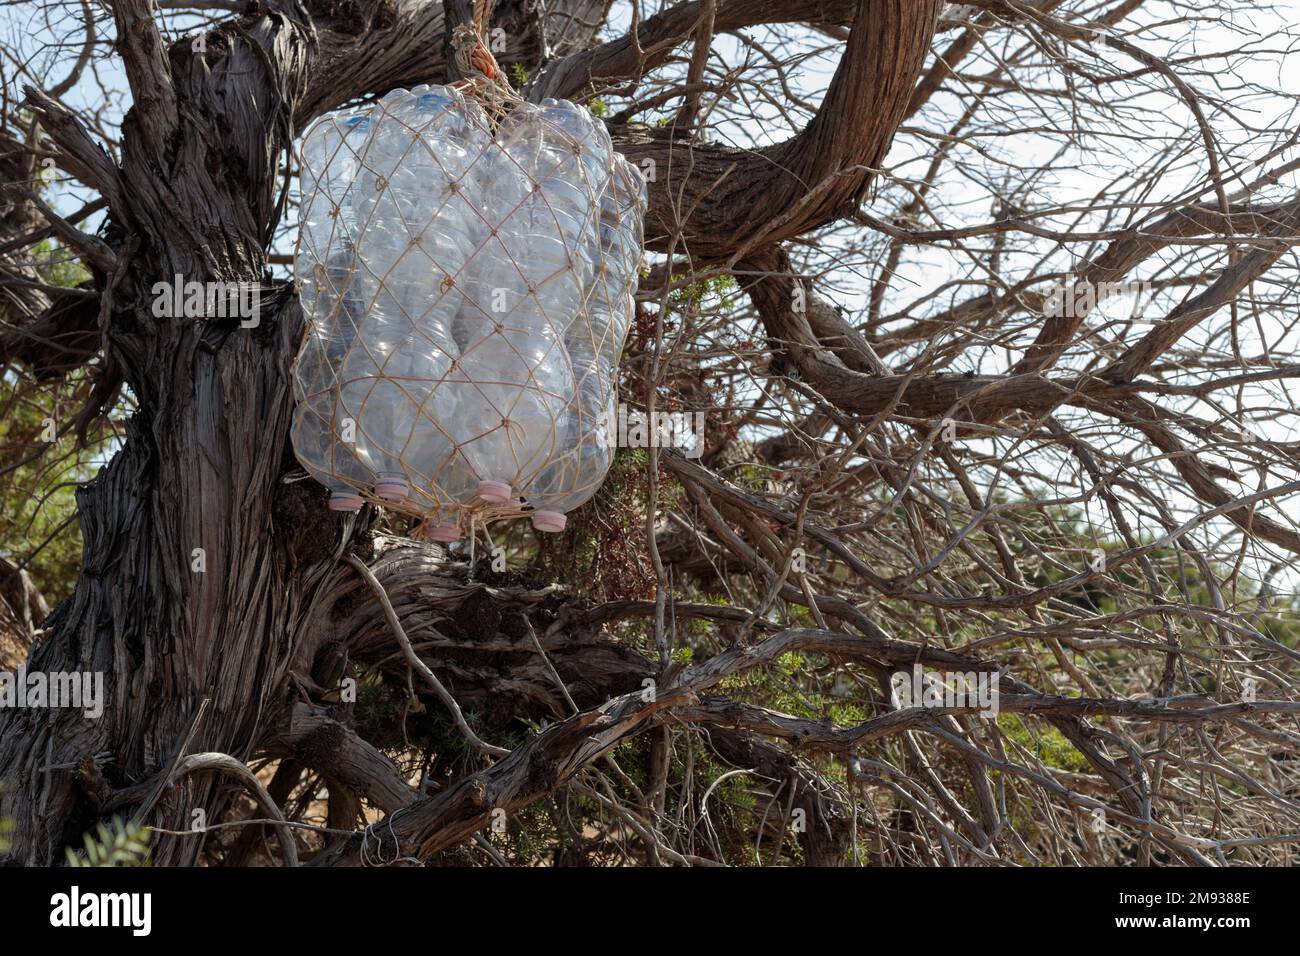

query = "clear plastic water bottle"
[445,321,571,504]
[447,102,597,503]
[291,392,374,511]
[566,155,645,403]
[294,111,375,509]
[292,238,370,511]
[345,87,490,500]
[404,413,478,539]
[299,112,372,261]
[537,98,614,210]
[463,102,610,336]
[524,155,646,530]
[296,111,371,394]
[521,380,616,531]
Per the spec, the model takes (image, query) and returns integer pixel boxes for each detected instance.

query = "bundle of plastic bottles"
[291,83,647,541]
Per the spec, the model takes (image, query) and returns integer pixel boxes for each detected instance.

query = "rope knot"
[452,24,499,82]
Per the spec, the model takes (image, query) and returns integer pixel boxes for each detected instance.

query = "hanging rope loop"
[451,24,520,115]
[452,24,499,82]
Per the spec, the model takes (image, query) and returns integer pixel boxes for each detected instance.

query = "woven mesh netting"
[291,75,647,541]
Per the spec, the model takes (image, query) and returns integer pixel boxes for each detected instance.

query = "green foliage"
[587,97,608,118]
[0,785,10,854]
[509,63,529,89]
[533,446,663,603]
[65,817,152,867]
[353,673,409,749]
[1260,598,1300,649]
[718,647,871,731]
[33,237,91,289]
[997,714,1089,772]
[669,273,737,310]
[0,379,98,602]
[0,235,104,604]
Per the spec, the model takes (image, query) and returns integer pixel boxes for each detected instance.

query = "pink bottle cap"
[425,523,460,542]
[532,510,567,533]
[329,491,364,512]
[476,479,512,505]
[375,475,409,502]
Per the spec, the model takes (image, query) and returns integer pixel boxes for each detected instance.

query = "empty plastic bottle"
[291,391,373,511]
[522,381,616,531]
[295,237,367,402]
[294,111,376,510]
[537,97,614,212]
[565,154,645,409]
[403,410,479,539]
[467,101,610,338]
[295,113,371,392]
[524,155,647,529]
[299,112,373,263]
[447,102,598,503]
[344,87,491,500]
[444,320,571,504]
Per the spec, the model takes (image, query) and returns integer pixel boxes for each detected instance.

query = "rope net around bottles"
[291,30,647,542]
